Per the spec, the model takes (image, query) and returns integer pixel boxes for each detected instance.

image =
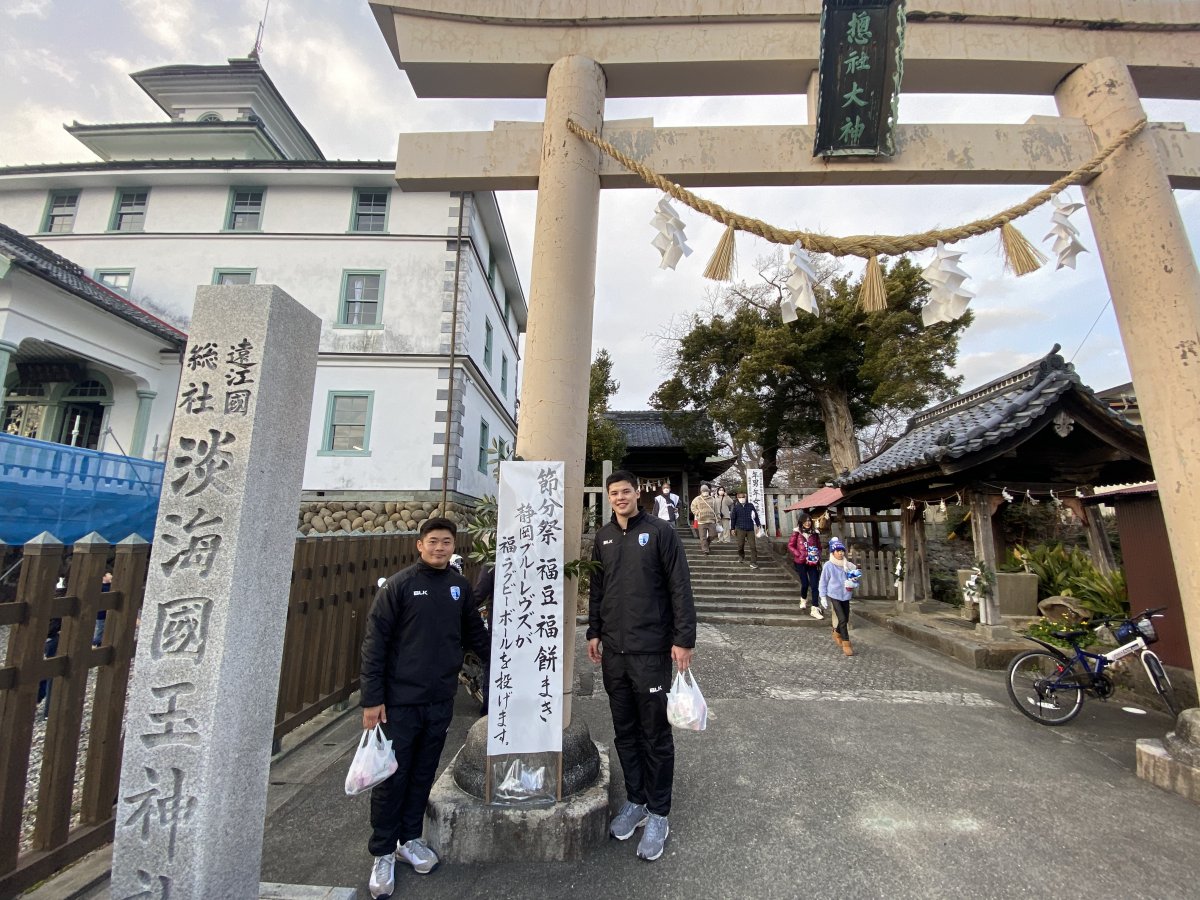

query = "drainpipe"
[440,193,466,514]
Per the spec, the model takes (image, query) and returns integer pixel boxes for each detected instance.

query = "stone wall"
[298,499,471,535]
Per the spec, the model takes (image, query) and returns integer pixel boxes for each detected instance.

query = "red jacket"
[787,529,822,566]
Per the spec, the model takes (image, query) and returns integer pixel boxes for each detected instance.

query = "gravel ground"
[0,623,102,855]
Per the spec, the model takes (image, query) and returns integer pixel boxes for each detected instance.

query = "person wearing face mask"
[689,483,720,555]
[729,489,762,569]
[653,483,681,525]
[714,486,733,543]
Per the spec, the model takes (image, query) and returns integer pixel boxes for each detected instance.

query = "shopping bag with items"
[344,724,398,796]
[666,669,708,731]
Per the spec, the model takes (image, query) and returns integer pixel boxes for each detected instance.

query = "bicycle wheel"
[1006,650,1085,725]
[1143,654,1181,717]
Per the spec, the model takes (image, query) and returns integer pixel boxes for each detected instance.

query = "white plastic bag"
[666,669,708,731]
[344,724,398,796]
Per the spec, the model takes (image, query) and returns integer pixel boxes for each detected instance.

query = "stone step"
[694,600,809,614]
[695,610,820,627]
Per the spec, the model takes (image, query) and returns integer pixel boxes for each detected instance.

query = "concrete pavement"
[39,615,1197,899]
[255,617,1198,900]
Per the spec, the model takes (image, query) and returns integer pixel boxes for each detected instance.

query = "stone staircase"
[678,529,821,627]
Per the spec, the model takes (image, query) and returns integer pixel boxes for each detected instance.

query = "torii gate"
[368,1,1200,709]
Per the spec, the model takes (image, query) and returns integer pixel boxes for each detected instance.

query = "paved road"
[258,618,1199,900]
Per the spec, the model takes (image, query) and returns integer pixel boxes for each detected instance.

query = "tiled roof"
[0,223,187,348]
[605,410,679,447]
[605,410,723,449]
[840,345,1143,487]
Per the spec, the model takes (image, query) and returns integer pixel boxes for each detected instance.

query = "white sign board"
[487,460,565,756]
[747,467,767,532]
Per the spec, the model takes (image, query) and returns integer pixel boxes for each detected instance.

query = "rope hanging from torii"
[564,117,1147,310]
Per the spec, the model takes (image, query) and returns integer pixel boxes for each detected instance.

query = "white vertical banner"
[747,467,766,531]
[487,460,565,756]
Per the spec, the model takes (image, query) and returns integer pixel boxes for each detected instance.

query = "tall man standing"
[587,470,697,861]
[361,517,490,899]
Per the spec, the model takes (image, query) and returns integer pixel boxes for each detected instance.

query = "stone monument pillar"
[515,54,606,725]
[111,286,320,899]
[1056,58,1200,685]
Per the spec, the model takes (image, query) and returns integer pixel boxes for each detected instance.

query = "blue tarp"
[0,432,164,545]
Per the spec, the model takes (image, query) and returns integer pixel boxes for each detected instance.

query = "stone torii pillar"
[1057,58,1200,683]
[514,55,606,726]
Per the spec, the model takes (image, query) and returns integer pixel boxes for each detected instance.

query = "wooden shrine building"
[837,346,1152,625]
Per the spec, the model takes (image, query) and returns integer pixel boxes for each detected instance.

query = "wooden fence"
[0,530,472,897]
[853,549,900,600]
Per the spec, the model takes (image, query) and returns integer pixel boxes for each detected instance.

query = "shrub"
[1006,542,1128,617]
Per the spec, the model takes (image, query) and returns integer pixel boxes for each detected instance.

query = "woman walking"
[787,517,823,619]
[819,537,861,656]
[715,486,733,542]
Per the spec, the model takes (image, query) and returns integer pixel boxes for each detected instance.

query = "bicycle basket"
[1114,621,1141,644]
[1135,617,1159,644]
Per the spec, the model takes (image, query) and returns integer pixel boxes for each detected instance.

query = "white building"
[0,57,526,518]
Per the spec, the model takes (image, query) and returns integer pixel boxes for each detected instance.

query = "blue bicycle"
[1006,607,1180,725]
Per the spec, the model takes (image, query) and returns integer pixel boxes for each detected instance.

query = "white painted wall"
[0,174,525,496]
[457,374,516,500]
[0,270,181,457]
[302,360,441,493]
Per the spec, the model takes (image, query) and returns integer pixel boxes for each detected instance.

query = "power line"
[1069,296,1112,363]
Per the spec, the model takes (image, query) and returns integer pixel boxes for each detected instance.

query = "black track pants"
[831,598,851,642]
[602,651,675,817]
[367,699,454,856]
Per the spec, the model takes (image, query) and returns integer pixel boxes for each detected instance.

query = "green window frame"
[42,190,80,233]
[225,187,265,231]
[94,268,134,296]
[478,419,490,473]
[337,271,385,328]
[212,268,256,286]
[320,391,374,456]
[109,188,149,232]
[483,319,493,370]
[350,188,389,233]
[500,354,508,396]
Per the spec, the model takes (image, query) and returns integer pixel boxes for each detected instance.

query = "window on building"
[95,269,133,295]
[198,111,222,122]
[322,392,373,454]
[351,189,389,232]
[42,191,79,233]
[488,252,498,290]
[226,188,265,231]
[501,354,508,396]
[483,319,493,370]
[339,272,383,326]
[478,419,490,473]
[110,189,148,232]
[213,269,255,286]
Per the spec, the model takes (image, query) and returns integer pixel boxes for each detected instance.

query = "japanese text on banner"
[487,461,565,756]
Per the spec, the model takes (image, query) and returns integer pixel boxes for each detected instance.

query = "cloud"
[121,0,200,56]
[5,0,51,18]
[0,100,97,165]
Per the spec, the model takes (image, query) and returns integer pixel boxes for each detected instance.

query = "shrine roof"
[606,410,683,448]
[0,223,187,348]
[839,345,1146,489]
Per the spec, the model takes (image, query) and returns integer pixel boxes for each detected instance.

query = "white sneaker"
[398,838,439,874]
[810,606,824,619]
[369,853,395,898]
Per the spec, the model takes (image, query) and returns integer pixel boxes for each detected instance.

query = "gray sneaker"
[636,813,670,860]
[398,837,439,874]
[609,800,648,840]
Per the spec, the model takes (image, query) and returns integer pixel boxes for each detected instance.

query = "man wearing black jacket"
[587,470,696,862]
[361,517,489,899]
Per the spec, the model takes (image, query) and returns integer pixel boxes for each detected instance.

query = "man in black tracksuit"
[587,469,696,862]
[360,517,489,899]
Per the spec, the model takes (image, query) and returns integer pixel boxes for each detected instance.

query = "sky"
[3,0,1198,411]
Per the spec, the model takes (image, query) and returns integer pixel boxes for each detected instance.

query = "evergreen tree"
[652,255,970,482]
